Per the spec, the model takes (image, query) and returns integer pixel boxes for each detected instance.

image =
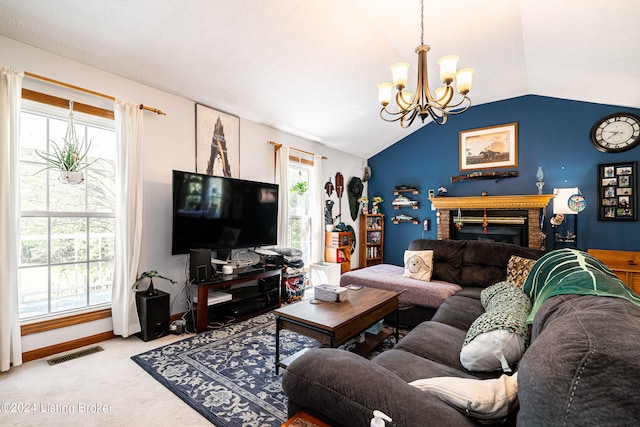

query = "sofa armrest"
[282,348,478,427]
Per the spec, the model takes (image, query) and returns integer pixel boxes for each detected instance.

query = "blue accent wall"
[368,95,640,266]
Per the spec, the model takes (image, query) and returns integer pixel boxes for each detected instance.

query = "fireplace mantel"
[428,194,554,250]
[428,194,554,210]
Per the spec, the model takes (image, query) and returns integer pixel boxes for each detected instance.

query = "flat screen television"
[172,170,279,255]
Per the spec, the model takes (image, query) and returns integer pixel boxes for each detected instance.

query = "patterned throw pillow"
[506,255,537,288]
[402,250,434,282]
[461,282,532,372]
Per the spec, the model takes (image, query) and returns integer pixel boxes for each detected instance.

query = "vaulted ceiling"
[2,0,639,158]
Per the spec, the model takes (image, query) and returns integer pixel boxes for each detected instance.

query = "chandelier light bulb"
[391,62,410,89]
[456,68,474,95]
[377,82,393,105]
[437,55,459,84]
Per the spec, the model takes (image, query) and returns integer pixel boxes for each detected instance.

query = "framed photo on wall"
[459,122,518,171]
[598,161,637,221]
[195,103,240,177]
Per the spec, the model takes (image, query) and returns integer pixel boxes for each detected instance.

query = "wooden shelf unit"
[359,214,384,268]
[324,231,352,273]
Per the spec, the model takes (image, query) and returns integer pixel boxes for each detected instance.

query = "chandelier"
[377,0,474,127]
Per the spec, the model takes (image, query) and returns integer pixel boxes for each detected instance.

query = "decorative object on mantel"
[36,101,97,184]
[535,167,545,194]
[376,0,473,128]
[451,170,518,183]
[437,186,448,196]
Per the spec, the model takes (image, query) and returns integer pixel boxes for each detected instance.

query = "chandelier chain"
[420,0,424,45]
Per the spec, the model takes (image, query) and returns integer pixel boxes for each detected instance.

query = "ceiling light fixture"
[377,0,474,127]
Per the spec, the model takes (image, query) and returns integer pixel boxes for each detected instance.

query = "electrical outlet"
[422,219,430,231]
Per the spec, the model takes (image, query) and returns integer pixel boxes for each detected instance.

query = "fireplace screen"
[450,210,528,247]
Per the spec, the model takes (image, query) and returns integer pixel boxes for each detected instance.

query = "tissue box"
[314,284,349,302]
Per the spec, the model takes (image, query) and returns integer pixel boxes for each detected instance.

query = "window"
[18,99,116,320]
[288,161,312,266]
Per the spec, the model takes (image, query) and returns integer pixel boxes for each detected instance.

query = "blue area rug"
[131,312,318,427]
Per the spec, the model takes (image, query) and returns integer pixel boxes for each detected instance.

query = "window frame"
[18,90,116,324]
[287,160,314,267]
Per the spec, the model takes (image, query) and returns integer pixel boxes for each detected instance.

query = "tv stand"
[194,268,282,332]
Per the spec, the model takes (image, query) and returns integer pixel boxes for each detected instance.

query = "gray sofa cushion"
[431,289,484,331]
[408,239,544,288]
[517,294,640,425]
[393,322,468,371]
[283,348,479,427]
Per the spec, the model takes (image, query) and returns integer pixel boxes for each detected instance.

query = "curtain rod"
[268,140,328,160]
[24,71,166,116]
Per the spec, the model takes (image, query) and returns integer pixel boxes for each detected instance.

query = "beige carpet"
[0,332,212,426]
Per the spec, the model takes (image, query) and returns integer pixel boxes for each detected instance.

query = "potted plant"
[132,271,177,296]
[36,104,97,184]
[289,181,308,195]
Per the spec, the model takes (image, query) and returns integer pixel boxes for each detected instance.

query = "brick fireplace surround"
[429,194,555,250]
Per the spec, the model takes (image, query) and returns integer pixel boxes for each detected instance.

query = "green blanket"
[522,248,640,324]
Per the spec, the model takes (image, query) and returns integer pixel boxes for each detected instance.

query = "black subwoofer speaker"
[189,248,214,284]
[136,290,170,341]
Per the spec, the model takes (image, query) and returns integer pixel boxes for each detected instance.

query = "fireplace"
[450,209,528,246]
[429,195,554,250]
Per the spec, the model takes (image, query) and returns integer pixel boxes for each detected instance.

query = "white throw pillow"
[409,373,518,422]
[460,330,526,373]
[402,250,433,281]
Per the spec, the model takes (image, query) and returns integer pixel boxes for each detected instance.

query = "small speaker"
[190,248,214,283]
[136,290,170,342]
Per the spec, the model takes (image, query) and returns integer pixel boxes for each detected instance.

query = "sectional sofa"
[282,241,640,426]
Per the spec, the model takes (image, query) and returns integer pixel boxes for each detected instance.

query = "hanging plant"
[35,101,97,184]
[289,181,309,195]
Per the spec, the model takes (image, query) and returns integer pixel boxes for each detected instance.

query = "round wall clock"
[590,112,640,153]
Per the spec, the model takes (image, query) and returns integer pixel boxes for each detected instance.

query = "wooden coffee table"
[274,287,399,373]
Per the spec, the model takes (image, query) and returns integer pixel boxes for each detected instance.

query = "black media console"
[194,268,282,332]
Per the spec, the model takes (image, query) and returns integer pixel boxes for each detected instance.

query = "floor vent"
[47,346,103,366]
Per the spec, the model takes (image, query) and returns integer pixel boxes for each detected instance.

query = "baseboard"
[21,311,189,363]
[22,331,116,363]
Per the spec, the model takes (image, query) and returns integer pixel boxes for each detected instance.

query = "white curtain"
[311,154,324,263]
[0,66,24,372]
[111,100,144,337]
[276,145,290,246]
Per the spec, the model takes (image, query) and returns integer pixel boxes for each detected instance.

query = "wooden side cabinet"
[324,231,351,273]
[359,214,384,268]
[588,249,640,295]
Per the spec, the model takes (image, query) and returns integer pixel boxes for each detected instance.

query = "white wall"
[2,36,365,353]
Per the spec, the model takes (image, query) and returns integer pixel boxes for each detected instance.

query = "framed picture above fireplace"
[459,123,518,171]
[597,161,637,221]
